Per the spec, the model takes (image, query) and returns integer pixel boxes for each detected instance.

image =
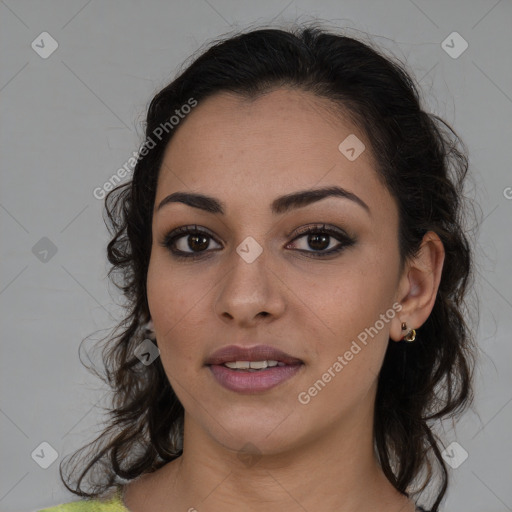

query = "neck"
[148,401,415,512]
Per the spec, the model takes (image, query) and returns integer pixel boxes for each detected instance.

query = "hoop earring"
[401,321,416,342]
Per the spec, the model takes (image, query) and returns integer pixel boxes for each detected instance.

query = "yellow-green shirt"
[37,485,430,512]
[38,486,129,512]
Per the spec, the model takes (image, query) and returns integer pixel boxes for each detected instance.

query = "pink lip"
[205,344,303,366]
[208,364,303,393]
[205,344,304,394]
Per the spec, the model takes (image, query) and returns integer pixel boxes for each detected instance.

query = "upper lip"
[205,345,303,366]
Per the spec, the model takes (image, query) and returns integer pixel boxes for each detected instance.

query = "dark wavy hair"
[61,24,478,512]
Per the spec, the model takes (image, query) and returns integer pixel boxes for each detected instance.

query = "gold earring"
[401,321,416,342]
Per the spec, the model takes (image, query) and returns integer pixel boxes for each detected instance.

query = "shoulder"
[37,486,128,512]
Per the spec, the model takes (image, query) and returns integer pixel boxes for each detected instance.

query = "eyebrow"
[156,185,371,216]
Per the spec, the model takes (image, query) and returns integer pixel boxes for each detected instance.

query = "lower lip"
[208,364,303,393]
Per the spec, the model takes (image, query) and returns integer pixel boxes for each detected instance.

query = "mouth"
[205,345,304,393]
[221,359,288,371]
[205,344,303,366]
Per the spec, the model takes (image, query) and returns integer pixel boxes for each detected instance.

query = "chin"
[203,406,307,455]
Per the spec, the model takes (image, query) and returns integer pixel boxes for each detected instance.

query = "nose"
[213,247,286,327]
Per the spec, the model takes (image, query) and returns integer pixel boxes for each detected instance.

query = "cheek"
[146,255,213,376]
[147,251,204,324]
[304,256,397,346]
[294,277,396,420]
[147,258,184,346]
[297,254,399,402]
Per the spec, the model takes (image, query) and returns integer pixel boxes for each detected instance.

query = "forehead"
[155,88,392,218]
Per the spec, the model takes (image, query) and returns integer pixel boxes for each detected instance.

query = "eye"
[286,224,355,258]
[161,225,222,260]
[160,223,355,260]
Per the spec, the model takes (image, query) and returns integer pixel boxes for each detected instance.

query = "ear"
[390,231,445,342]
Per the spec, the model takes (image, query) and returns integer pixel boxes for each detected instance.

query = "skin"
[122,88,445,512]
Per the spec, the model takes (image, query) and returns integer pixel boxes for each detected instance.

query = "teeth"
[224,360,279,369]
[249,360,267,369]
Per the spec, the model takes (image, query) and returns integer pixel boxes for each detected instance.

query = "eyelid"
[161,224,220,247]
[286,224,355,255]
[288,223,352,240]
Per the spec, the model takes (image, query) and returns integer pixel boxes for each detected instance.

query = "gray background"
[1,1,511,511]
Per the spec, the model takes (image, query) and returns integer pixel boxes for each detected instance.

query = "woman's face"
[147,88,405,455]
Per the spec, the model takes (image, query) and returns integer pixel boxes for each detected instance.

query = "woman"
[40,23,476,512]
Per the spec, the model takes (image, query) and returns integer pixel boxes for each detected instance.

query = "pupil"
[189,234,209,251]
[309,234,329,250]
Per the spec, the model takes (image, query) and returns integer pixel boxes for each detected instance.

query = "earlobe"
[144,318,155,339]
[391,231,445,342]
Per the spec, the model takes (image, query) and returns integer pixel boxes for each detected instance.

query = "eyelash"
[160,223,355,260]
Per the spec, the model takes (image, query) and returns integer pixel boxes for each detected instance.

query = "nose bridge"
[224,242,270,301]
[214,241,284,323]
